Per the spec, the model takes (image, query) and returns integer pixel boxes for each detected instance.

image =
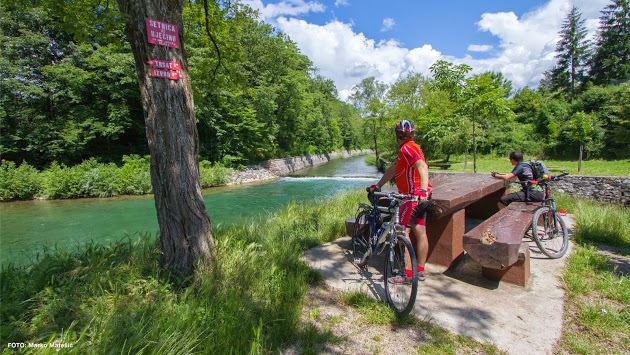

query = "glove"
[418,189,428,201]
[411,199,431,220]
[369,184,379,192]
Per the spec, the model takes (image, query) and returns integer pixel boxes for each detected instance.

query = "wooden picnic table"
[426,173,508,267]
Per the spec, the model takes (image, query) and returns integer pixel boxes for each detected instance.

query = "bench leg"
[481,247,531,287]
[427,209,465,267]
[466,188,506,219]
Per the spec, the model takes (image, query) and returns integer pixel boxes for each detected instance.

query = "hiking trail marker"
[146,18,181,80]
[146,18,179,48]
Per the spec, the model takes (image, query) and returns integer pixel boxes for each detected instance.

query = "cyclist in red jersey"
[369,120,431,281]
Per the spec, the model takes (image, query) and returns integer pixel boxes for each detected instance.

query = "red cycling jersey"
[394,140,432,196]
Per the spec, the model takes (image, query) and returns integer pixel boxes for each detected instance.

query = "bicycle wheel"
[384,234,418,317]
[531,206,569,258]
[352,209,371,267]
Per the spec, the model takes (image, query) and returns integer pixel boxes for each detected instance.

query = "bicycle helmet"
[395,119,415,141]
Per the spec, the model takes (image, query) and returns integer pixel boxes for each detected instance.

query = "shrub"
[0,161,42,201]
[199,161,232,187]
[41,161,89,199]
[117,155,152,195]
[80,160,121,197]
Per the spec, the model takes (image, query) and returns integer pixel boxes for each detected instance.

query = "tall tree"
[116,0,214,274]
[350,77,387,162]
[591,0,630,85]
[547,6,591,97]
[461,73,514,173]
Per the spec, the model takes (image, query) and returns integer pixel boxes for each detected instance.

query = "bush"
[199,161,232,187]
[0,161,42,201]
[41,160,114,199]
[116,155,152,195]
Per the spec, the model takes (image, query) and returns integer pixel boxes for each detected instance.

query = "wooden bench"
[429,163,451,170]
[463,202,539,286]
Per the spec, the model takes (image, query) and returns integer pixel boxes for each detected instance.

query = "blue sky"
[301,0,548,58]
[241,0,608,99]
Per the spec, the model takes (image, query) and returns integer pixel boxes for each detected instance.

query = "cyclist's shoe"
[418,270,426,281]
[388,275,412,285]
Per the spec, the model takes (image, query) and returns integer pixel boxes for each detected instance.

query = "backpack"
[527,160,549,180]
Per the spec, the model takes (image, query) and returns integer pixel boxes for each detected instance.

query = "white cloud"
[240,0,325,20]
[334,0,349,6]
[265,0,608,99]
[467,44,493,52]
[460,0,607,87]
[276,17,441,99]
[381,17,395,32]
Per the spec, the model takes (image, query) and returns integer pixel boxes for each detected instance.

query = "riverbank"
[0,150,372,201]
[227,149,373,185]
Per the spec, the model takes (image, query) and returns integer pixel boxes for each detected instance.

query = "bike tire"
[352,209,371,267]
[384,234,418,317]
[531,206,569,258]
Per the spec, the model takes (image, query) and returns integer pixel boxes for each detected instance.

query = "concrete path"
[304,217,575,354]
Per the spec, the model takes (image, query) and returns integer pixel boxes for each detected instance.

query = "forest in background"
[1,0,366,169]
[1,0,628,173]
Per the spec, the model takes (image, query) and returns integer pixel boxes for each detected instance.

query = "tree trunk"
[578,143,583,173]
[117,0,214,274]
[372,120,379,161]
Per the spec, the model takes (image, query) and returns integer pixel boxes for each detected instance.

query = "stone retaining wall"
[260,149,373,176]
[429,172,630,206]
[553,175,630,205]
[227,149,373,185]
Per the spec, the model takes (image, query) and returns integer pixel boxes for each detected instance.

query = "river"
[0,155,379,266]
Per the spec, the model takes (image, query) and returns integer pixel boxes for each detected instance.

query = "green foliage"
[0,161,41,200]
[199,161,232,187]
[544,6,591,97]
[116,155,152,195]
[590,0,630,85]
[0,0,366,170]
[0,156,235,201]
[0,192,366,353]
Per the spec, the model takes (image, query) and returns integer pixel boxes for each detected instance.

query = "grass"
[555,196,630,353]
[340,292,501,354]
[429,155,630,176]
[0,191,366,353]
[555,194,630,250]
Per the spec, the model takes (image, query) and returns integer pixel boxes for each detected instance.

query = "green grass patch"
[556,195,630,250]
[430,155,629,176]
[0,192,365,353]
[558,196,630,353]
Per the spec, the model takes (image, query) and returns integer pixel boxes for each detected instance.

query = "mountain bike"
[527,172,570,258]
[351,188,418,317]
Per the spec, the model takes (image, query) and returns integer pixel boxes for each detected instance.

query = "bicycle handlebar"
[365,187,414,201]
[528,172,569,185]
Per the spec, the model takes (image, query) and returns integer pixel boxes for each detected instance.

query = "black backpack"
[527,160,549,180]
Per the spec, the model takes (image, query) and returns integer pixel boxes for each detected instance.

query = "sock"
[417,265,424,272]
[405,269,413,278]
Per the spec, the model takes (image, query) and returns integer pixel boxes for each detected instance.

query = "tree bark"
[578,143,584,173]
[117,0,214,274]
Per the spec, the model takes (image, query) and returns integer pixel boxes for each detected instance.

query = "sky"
[240,0,609,100]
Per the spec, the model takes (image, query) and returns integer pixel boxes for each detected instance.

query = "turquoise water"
[0,156,379,266]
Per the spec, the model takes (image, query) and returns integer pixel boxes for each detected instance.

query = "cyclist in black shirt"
[491,151,544,205]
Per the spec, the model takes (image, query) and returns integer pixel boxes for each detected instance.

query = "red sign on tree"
[146,18,179,48]
[148,59,182,80]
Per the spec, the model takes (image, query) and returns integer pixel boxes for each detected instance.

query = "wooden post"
[578,143,583,173]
